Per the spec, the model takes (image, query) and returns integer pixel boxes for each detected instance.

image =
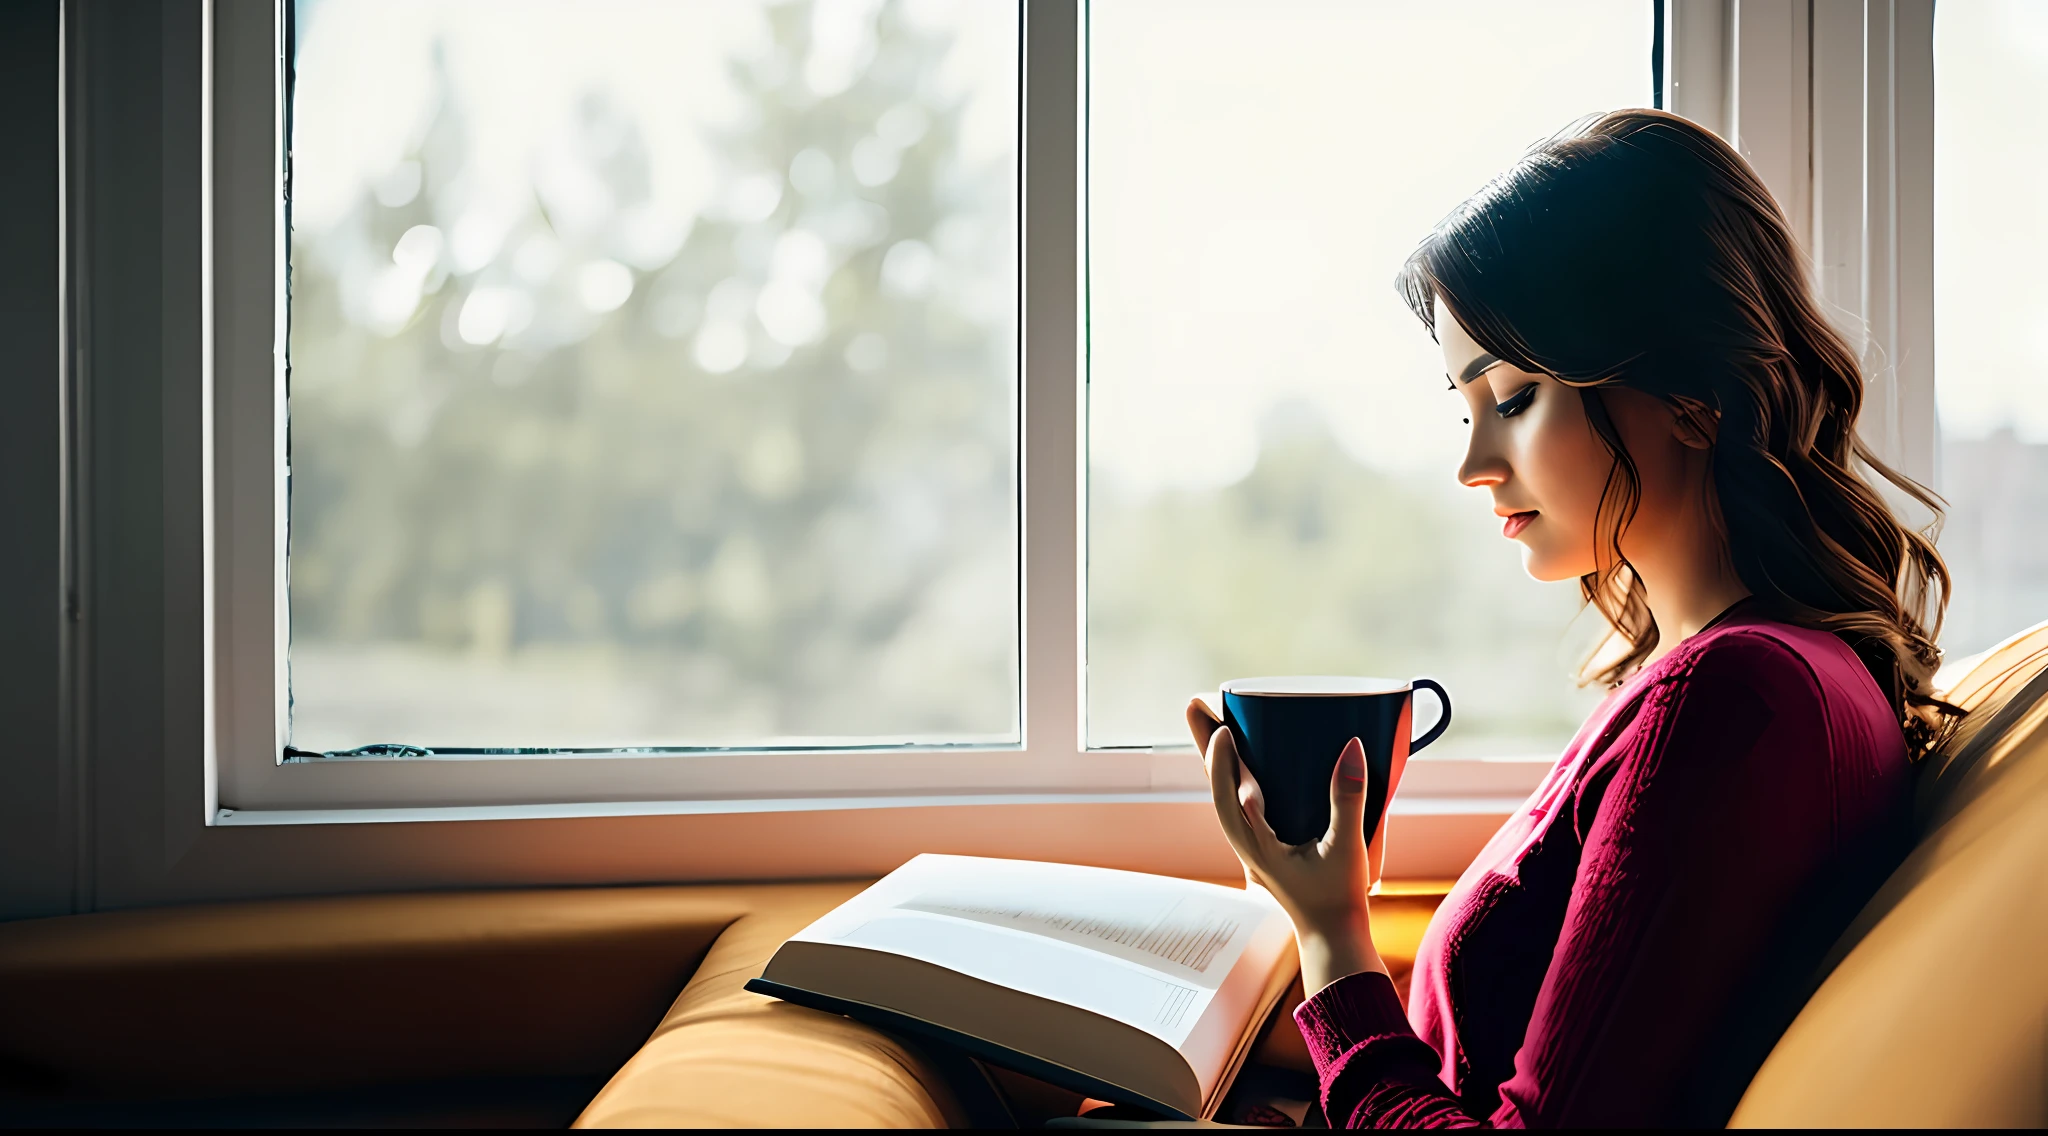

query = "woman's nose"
[1459,433,1510,489]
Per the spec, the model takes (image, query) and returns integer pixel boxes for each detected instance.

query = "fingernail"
[1341,739,1365,783]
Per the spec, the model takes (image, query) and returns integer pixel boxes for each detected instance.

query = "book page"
[792,855,1287,1049]
[837,911,1209,1043]
[895,896,1245,982]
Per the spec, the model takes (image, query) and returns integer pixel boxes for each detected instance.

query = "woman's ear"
[1668,396,1719,451]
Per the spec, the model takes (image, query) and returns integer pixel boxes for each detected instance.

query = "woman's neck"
[1632,523,1752,666]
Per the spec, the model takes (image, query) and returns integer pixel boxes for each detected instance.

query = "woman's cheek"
[1522,401,1604,581]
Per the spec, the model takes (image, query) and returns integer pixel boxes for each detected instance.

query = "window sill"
[214,745,1549,817]
[205,791,1519,885]
[213,790,1527,828]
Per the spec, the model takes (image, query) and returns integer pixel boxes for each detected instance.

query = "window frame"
[1665,0,1936,487]
[207,0,1563,824]
[141,0,1929,880]
[214,0,1150,817]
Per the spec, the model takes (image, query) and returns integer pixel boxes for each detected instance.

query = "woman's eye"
[1495,385,1537,418]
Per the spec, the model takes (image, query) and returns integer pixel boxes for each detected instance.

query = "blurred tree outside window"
[1084,1,1652,754]
[287,0,1020,751]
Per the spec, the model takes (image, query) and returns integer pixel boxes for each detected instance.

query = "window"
[22,0,1946,907]
[1933,0,2048,656]
[1083,1,1655,755]
[216,0,1662,815]
[191,0,1922,833]
[284,0,1022,752]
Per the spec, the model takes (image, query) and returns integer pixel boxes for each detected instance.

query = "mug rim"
[1221,675,1411,697]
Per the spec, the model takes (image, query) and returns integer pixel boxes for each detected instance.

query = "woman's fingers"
[1186,696,1222,760]
[1324,737,1369,849]
[1208,727,1282,861]
[1205,726,1256,854]
[1234,756,1285,853]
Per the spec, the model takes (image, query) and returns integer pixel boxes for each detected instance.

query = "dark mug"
[1217,676,1452,853]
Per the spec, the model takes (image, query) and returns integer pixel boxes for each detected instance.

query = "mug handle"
[1410,678,1452,754]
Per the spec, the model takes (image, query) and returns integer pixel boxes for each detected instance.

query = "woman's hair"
[1396,108,1957,757]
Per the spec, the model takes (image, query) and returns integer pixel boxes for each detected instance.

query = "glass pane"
[287,0,1020,751]
[1085,1,1652,753]
[1934,1,2048,657]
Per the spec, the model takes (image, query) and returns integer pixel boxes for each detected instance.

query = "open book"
[746,855,1299,1120]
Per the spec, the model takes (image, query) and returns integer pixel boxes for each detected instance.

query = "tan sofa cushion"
[1730,623,2048,1127]
[573,880,963,1128]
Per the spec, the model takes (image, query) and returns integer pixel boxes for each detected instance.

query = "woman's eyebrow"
[1457,352,1502,384]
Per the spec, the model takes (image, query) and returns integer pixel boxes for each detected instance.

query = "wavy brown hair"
[1396,109,1957,757]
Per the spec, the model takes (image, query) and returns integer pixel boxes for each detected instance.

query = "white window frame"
[211,0,1163,820]
[206,0,1552,828]
[85,0,1925,892]
[1666,0,1936,486]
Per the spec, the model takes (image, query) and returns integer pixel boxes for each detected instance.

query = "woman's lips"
[1502,511,1537,538]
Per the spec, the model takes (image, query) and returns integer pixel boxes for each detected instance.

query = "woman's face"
[1437,302,1606,581]
[1437,298,1705,584]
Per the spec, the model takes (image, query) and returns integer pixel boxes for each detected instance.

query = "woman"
[1187,109,1955,1128]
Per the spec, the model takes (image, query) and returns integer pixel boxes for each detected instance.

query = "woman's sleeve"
[1293,970,1485,1128]
[1295,637,1831,1128]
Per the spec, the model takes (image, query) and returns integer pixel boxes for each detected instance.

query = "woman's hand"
[1187,697,1389,996]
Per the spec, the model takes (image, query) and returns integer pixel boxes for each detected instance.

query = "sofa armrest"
[0,887,750,1099]
[573,881,965,1128]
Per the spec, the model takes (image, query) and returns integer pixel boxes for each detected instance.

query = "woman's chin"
[1517,542,1592,583]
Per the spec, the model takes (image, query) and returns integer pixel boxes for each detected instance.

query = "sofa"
[3,623,2044,1127]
